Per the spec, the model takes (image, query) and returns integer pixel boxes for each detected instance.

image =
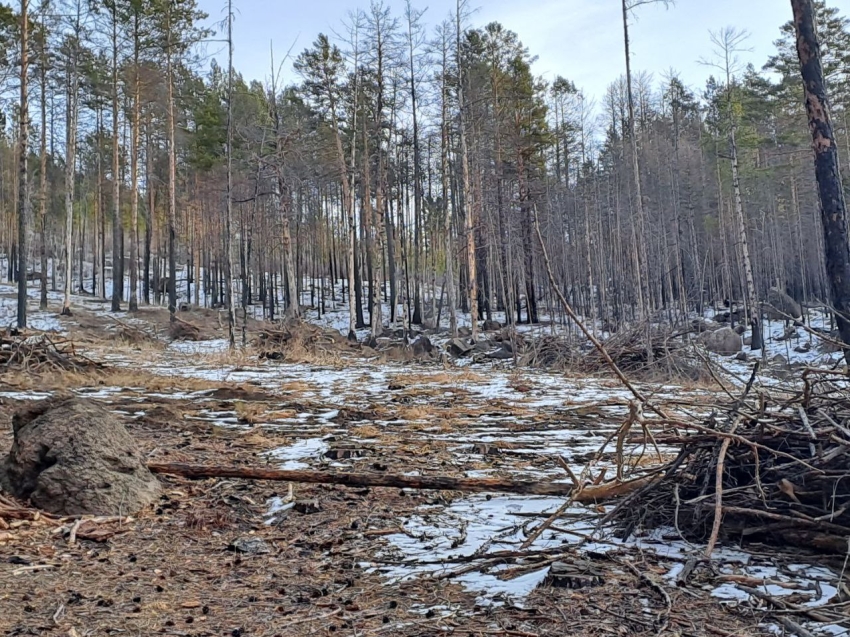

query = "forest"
[0,0,847,345]
[1,0,850,635]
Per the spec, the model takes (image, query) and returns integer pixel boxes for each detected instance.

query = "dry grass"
[235,401,267,425]
[279,379,314,394]
[0,368,220,393]
[395,405,434,422]
[351,424,382,438]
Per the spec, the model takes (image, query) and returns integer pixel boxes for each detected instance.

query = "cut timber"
[147,462,651,501]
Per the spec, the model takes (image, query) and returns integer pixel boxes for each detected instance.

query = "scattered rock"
[770,353,789,367]
[469,443,501,455]
[482,320,502,332]
[697,327,743,356]
[410,336,434,357]
[486,345,514,360]
[775,326,798,342]
[324,447,366,460]
[294,499,322,515]
[229,536,271,555]
[735,352,749,362]
[457,326,472,337]
[539,560,604,589]
[764,288,802,321]
[446,338,473,357]
[743,336,752,346]
[733,324,746,335]
[2,397,161,516]
[794,342,811,354]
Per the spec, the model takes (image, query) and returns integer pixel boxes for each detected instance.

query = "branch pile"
[609,369,850,554]
[254,319,345,360]
[0,332,103,373]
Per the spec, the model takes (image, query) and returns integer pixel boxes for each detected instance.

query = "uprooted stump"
[0,397,161,516]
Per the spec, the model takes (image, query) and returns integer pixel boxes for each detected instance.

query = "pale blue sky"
[197,0,850,102]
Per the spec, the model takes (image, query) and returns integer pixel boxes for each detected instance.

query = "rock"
[770,353,788,367]
[2,397,160,516]
[324,447,366,460]
[471,339,493,354]
[539,560,604,589]
[735,352,749,362]
[764,288,802,321]
[229,536,270,555]
[794,342,812,354]
[486,345,514,360]
[482,320,502,332]
[294,499,322,515]
[743,336,752,346]
[382,345,413,363]
[691,318,719,334]
[446,338,473,357]
[733,324,747,335]
[697,327,743,356]
[411,336,434,357]
[469,443,501,455]
[775,326,798,342]
[457,326,472,337]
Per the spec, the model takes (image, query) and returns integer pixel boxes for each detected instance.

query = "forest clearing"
[1,0,850,634]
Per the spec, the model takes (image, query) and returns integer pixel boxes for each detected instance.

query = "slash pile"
[0,332,103,373]
[611,368,850,554]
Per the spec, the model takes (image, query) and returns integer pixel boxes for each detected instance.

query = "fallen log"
[147,462,649,501]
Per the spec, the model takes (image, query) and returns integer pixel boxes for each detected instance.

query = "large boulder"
[1,397,160,515]
[764,288,802,321]
[698,327,743,356]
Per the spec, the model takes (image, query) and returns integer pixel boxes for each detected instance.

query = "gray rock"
[733,324,747,335]
[764,288,802,321]
[230,536,271,554]
[3,397,161,516]
[697,327,743,356]
[486,345,514,360]
[446,338,473,357]
[482,320,502,332]
[735,352,749,362]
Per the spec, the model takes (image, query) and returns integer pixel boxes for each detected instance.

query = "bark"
[38,8,47,311]
[110,7,121,312]
[147,462,648,501]
[129,11,141,312]
[62,39,79,316]
[224,0,236,345]
[16,0,29,329]
[791,0,850,361]
[165,8,177,320]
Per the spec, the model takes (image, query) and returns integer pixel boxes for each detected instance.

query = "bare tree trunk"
[791,0,850,361]
[110,7,121,312]
[16,0,29,328]
[224,0,236,345]
[129,10,141,312]
[62,33,79,316]
[165,8,177,320]
[457,0,477,340]
[38,4,47,311]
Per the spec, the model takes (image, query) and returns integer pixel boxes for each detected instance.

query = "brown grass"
[279,380,314,394]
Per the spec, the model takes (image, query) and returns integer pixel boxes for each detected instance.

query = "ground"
[0,285,847,636]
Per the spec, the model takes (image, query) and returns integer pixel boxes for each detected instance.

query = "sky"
[196,0,850,104]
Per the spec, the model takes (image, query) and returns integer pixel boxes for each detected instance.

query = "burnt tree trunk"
[791,0,850,363]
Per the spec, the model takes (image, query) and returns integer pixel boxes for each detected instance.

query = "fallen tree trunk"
[147,462,649,501]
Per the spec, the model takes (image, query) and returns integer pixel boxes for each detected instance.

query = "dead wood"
[148,462,649,501]
[0,332,103,372]
[608,367,850,555]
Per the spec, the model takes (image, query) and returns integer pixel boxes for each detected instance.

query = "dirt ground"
[0,300,840,636]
